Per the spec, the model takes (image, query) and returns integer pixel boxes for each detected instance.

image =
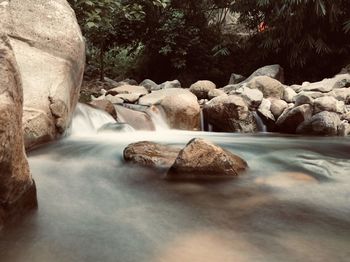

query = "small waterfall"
[70,103,116,135]
[146,106,170,131]
[253,111,267,132]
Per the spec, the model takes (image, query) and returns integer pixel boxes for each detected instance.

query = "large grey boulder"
[203,95,258,133]
[140,79,159,92]
[0,36,37,228]
[244,64,284,84]
[228,73,246,85]
[159,80,181,89]
[167,138,248,179]
[313,96,345,114]
[297,111,341,136]
[0,0,85,149]
[247,76,285,99]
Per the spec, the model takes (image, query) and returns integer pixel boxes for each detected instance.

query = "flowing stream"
[1,104,350,262]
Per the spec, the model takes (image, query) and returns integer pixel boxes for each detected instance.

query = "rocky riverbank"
[84,64,350,136]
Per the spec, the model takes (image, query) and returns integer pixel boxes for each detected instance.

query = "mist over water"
[1,104,350,262]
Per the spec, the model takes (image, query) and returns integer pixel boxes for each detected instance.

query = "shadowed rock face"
[0,36,37,229]
[167,138,248,179]
[0,0,85,149]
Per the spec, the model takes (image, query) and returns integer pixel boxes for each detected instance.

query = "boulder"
[140,79,159,92]
[124,141,181,169]
[269,98,288,119]
[297,112,341,136]
[189,80,216,100]
[238,86,263,109]
[104,94,124,104]
[0,0,85,149]
[338,121,350,136]
[294,94,314,107]
[276,104,313,133]
[106,85,148,96]
[203,95,258,133]
[160,91,201,130]
[159,80,181,89]
[283,87,297,103]
[0,36,37,228]
[88,100,117,120]
[167,138,248,179]
[138,88,190,106]
[115,105,155,131]
[115,93,141,104]
[208,89,227,100]
[313,96,345,114]
[229,73,246,85]
[244,64,284,83]
[247,76,285,99]
[330,88,350,103]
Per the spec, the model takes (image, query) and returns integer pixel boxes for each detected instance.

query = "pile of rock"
[124,138,248,179]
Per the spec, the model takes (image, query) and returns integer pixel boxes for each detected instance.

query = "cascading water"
[1,104,350,262]
[253,111,267,132]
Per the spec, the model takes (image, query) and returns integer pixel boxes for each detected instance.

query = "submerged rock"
[0,36,37,228]
[124,141,181,169]
[167,138,248,179]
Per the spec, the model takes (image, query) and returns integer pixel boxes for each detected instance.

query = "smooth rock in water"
[297,111,341,136]
[167,138,248,179]
[0,0,85,149]
[203,95,258,133]
[116,93,141,104]
[88,100,118,120]
[229,73,246,85]
[208,89,227,100]
[140,79,159,92]
[124,141,181,169]
[247,76,285,99]
[138,88,190,106]
[276,104,313,133]
[283,87,297,103]
[115,105,155,131]
[98,123,135,133]
[160,92,200,130]
[269,98,288,119]
[294,94,314,107]
[159,80,181,89]
[313,96,345,114]
[0,36,37,228]
[107,85,148,96]
[189,80,216,100]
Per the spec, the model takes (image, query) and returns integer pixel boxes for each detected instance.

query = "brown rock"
[189,80,216,100]
[88,100,117,120]
[0,36,37,228]
[276,104,313,133]
[167,138,248,179]
[124,141,181,168]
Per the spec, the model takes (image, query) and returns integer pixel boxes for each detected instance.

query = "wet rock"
[269,98,288,119]
[160,92,200,130]
[98,123,135,133]
[167,138,248,179]
[297,112,341,136]
[283,87,297,103]
[203,95,258,133]
[140,79,159,92]
[107,85,148,96]
[313,96,345,114]
[229,73,246,85]
[189,80,216,100]
[115,105,155,131]
[0,36,37,228]
[247,76,285,99]
[124,141,181,169]
[1,0,85,149]
[208,89,227,100]
[88,100,117,120]
[159,80,181,89]
[276,104,313,133]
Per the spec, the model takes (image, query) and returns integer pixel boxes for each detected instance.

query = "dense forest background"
[68,0,350,86]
